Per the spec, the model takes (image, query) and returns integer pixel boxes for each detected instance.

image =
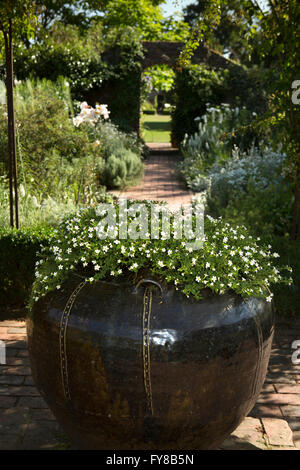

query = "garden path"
[110,143,194,209]
[0,317,299,450]
[0,144,299,450]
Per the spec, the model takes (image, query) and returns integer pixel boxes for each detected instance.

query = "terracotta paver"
[0,317,299,450]
[0,144,299,450]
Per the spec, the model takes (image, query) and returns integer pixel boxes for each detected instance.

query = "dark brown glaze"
[27,274,274,450]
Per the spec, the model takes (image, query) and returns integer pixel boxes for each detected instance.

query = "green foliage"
[76,117,144,188]
[0,78,101,201]
[0,224,53,308]
[0,79,143,209]
[144,65,175,93]
[4,22,144,134]
[0,0,37,44]
[180,104,260,178]
[272,237,300,317]
[101,0,164,39]
[11,25,107,98]
[172,65,228,145]
[103,149,143,188]
[34,0,106,32]
[183,0,260,64]
[0,175,78,228]
[171,63,267,145]
[30,201,291,307]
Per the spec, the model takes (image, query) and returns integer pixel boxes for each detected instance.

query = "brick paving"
[111,143,194,209]
[0,318,300,450]
[0,144,299,450]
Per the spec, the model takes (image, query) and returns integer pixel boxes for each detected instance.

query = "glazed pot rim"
[66,270,265,304]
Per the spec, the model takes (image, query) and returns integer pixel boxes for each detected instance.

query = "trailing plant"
[29,200,292,308]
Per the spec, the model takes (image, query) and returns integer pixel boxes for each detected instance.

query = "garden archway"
[139,41,236,142]
[93,41,238,139]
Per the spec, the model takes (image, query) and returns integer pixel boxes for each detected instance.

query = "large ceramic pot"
[27,274,274,450]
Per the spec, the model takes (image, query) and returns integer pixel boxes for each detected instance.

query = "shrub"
[171,64,267,145]
[207,147,292,238]
[181,144,293,239]
[0,79,102,203]
[272,237,300,317]
[29,201,292,307]
[0,176,78,228]
[0,225,54,309]
[0,80,143,208]
[4,23,144,135]
[103,149,144,188]
[72,104,144,189]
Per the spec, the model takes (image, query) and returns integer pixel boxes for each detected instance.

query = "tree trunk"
[5,21,19,229]
[291,168,300,240]
[3,30,14,227]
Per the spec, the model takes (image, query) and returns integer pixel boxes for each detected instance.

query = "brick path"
[1,144,299,450]
[111,143,194,209]
[0,318,299,450]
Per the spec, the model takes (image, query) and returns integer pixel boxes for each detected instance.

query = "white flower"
[158,261,164,267]
[205,262,210,268]
[73,116,83,127]
[94,265,100,271]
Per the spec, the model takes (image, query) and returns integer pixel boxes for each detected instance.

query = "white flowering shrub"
[72,101,144,189]
[73,101,110,127]
[30,200,292,307]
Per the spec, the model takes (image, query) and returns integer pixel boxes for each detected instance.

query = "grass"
[141,113,171,143]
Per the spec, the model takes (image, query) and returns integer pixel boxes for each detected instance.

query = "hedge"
[171,64,268,145]
[0,226,53,309]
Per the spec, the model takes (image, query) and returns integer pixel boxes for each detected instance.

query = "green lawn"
[141,113,171,143]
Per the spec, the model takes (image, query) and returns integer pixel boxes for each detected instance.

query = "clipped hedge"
[0,226,53,309]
